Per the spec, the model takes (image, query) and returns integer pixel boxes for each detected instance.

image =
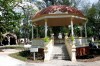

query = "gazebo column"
[36,26,38,38]
[45,19,48,37]
[84,22,88,45]
[71,17,74,37]
[84,22,87,38]
[32,25,34,39]
[70,17,75,44]
[80,26,83,37]
[78,26,83,45]
[31,24,34,44]
[70,17,76,61]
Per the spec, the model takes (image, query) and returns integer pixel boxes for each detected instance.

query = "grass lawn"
[0,49,3,52]
[0,45,24,49]
[9,51,44,62]
[9,52,27,61]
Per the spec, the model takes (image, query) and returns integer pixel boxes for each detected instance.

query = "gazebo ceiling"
[32,5,87,26]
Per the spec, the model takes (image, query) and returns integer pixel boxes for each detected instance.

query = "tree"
[47,0,70,5]
[14,1,39,43]
[86,3,100,38]
[0,0,21,43]
[93,1,100,39]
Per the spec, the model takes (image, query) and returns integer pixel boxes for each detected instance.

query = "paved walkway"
[0,49,100,66]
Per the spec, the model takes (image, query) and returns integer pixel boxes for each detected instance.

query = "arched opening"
[2,33,17,45]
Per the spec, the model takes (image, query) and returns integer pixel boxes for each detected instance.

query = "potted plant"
[43,37,50,42]
[71,36,75,41]
[71,36,75,44]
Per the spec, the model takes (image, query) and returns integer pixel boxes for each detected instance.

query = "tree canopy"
[0,0,21,41]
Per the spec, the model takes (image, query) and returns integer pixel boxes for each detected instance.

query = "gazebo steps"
[51,44,70,60]
[51,54,70,60]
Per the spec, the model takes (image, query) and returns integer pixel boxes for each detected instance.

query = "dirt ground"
[77,55,100,62]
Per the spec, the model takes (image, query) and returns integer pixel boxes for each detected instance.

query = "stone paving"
[0,49,100,66]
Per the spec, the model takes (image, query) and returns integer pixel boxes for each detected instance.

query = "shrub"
[71,36,75,41]
[19,50,31,57]
[0,45,24,49]
[43,37,50,42]
[0,49,3,52]
[9,52,27,61]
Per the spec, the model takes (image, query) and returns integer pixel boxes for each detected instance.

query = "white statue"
[58,33,62,39]
[7,36,10,45]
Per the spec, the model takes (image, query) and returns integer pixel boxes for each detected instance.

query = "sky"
[36,0,99,5]
[13,0,99,13]
[37,0,99,3]
[89,0,99,4]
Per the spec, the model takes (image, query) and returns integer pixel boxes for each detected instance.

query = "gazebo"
[32,5,88,61]
[32,5,87,38]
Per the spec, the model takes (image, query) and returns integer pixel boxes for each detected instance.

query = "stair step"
[51,54,69,56]
[51,44,70,60]
[53,57,70,60]
[51,55,70,60]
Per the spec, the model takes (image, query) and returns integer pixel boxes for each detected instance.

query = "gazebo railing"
[32,38,44,48]
[65,37,76,61]
[65,37,88,47]
[74,37,88,47]
[44,39,54,61]
[32,38,54,61]
[65,37,88,61]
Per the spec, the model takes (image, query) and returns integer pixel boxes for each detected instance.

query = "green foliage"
[9,52,27,61]
[61,26,69,33]
[87,6,96,17]
[43,37,50,42]
[0,45,24,49]
[0,0,22,41]
[62,0,71,5]
[65,33,68,35]
[9,51,44,61]
[86,4,100,37]
[52,0,70,5]
[71,36,75,41]
[19,50,30,57]
[35,0,71,8]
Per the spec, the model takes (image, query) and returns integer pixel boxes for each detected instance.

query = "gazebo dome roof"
[32,5,87,26]
[34,5,84,17]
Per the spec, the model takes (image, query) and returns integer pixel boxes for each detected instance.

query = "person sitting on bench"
[89,41,97,48]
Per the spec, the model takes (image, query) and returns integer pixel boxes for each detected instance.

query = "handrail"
[32,39,44,48]
[65,37,76,61]
[44,39,54,61]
